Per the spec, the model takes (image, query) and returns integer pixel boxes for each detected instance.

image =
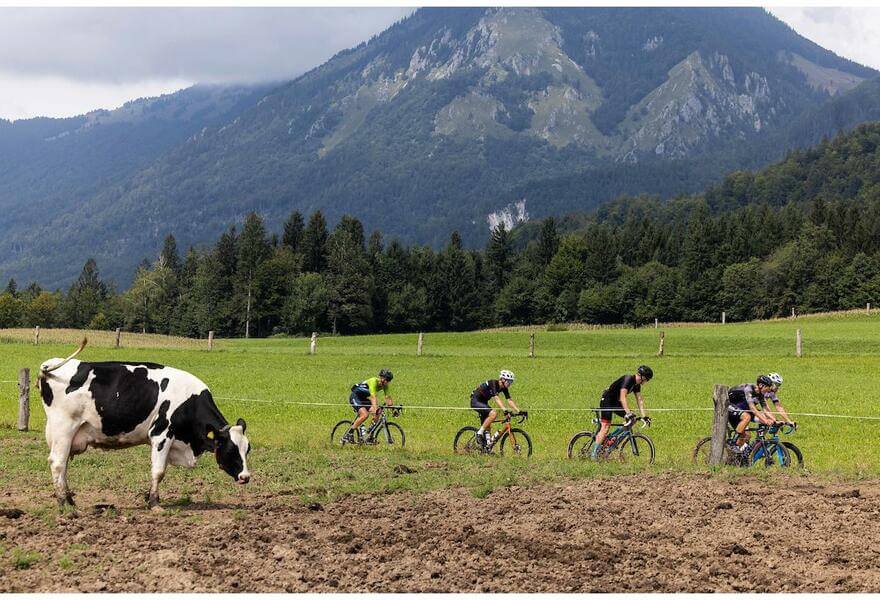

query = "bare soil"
[2,473,879,592]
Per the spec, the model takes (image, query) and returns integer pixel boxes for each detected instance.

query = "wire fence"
[213,396,880,421]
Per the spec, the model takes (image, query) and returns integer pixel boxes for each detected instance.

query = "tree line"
[0,123,878,336]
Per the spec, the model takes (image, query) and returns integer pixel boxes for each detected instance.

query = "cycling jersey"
[598,374,641,423]
[472,380,510,402]
[349,377,391,412]
[602,375,641,402]
[470,380,510,423]
[728,383,767,411]
[762,391,781,404]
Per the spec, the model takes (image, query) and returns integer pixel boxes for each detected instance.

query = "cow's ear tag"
[207,431,215,440]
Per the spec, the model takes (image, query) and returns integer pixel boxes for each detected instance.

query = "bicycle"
[692,422,798,467]
[330,405,405,447]
[453,410,532,457]
[567,411,655,465]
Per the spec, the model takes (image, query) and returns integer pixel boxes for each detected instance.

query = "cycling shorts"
[470,394,493,422]
[727,406,752,429]
[598,395,625,424]
[349,387,372,414]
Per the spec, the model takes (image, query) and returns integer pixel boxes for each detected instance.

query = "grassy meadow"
[2,311,880,509]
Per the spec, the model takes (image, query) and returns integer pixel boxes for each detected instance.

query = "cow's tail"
[41,337,88,374]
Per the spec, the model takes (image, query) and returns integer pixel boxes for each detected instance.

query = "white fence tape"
[213,397,880,421]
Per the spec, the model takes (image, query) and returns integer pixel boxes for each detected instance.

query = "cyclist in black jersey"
[727,375,776,453]
[592,365,653,458]
[470,370,520,448]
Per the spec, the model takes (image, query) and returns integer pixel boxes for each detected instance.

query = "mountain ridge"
[0,7,878,288]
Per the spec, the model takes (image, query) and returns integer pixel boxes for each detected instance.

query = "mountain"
[1,7,878,288]
[0,83,270,283]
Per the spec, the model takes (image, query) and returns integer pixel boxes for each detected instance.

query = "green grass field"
[2,311,880,509]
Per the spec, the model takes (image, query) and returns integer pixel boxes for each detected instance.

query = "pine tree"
[302,211,329,273]
[486,223,513,289]
[282,210,305,253]
[237,213,272,338]
[537,217,560,266]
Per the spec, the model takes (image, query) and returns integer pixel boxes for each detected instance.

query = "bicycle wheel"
[692,437,736,466]
[750,440,790,467]
[567,431,595,459]
[781,442,804,468]
[499,428,532,457]
[331,420,356,446]
[377,422,406,447]
[616,433,655,465]
[453,426,481,454]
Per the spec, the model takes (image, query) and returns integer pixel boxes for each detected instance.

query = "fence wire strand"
[213,396,880,421]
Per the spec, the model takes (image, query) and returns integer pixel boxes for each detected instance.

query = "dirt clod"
[306,502,323,512]
[830,489,860,499]
[393,464,417,475]
[715,502,734,510]
[0,508,24,519]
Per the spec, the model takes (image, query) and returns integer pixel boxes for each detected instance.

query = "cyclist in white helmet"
[470,370,521,448]
[761,372,795,426]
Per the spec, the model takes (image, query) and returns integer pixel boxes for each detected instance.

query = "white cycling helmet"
[499,369,515,383]
[768,372,783,386]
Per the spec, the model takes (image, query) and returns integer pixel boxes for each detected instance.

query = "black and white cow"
[38,339,251,510]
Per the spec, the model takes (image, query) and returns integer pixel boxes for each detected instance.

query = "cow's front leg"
[148,437,172,511]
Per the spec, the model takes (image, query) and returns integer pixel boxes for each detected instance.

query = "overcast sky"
[1,7,878,121]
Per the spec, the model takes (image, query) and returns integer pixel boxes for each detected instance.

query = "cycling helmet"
[637,365,653,381]
[499,369,515,383]
[757,374,772,387]
[378,369,394,382]
[768,372,783,386]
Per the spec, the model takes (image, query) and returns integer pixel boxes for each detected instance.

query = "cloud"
[0,7,414,85]
[769,7,880,71]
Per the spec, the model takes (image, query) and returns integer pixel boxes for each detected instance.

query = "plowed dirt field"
[1,473,878,592]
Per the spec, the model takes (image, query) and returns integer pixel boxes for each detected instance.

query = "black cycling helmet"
[379,369,394,382]
[637,365,653,381]
[757,374,772,387]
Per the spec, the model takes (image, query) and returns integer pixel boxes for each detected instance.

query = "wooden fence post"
[529,333,535,358]
[654,318,658,329]
[207,331,214,351]
[657,331,665,357]
[721,311,726,324]
[34,326,40,345]
[868,303,872,315]
[310,332,317,355]
[709,384,730,466]
[791,307,796,319]
[796,328,802,358]
[17,368,30,432]
[417,332,424,356]
[115,328,121,349]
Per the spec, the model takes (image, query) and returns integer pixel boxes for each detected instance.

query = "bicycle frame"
[486,412,521,450]
[353,406,402,442]
[590,411,636,452]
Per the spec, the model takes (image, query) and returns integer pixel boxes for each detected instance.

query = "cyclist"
[470,370,521,448]
[727,375,776,454]
[346,369,395,443]
[592,365,653,459]
[762,372,795,426]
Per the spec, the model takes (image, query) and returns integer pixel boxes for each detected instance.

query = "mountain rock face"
[0,7,877,287]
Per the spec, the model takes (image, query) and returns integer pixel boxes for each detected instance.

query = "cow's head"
[207,418,251,484]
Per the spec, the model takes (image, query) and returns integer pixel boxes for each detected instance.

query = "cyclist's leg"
[470,395,493,444]
[735,411,752,447]
[594,397,618,446]
[350,392,370,430]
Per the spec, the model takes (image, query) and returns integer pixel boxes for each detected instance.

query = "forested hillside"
[1,7,877,288]
[1,123,878,336]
